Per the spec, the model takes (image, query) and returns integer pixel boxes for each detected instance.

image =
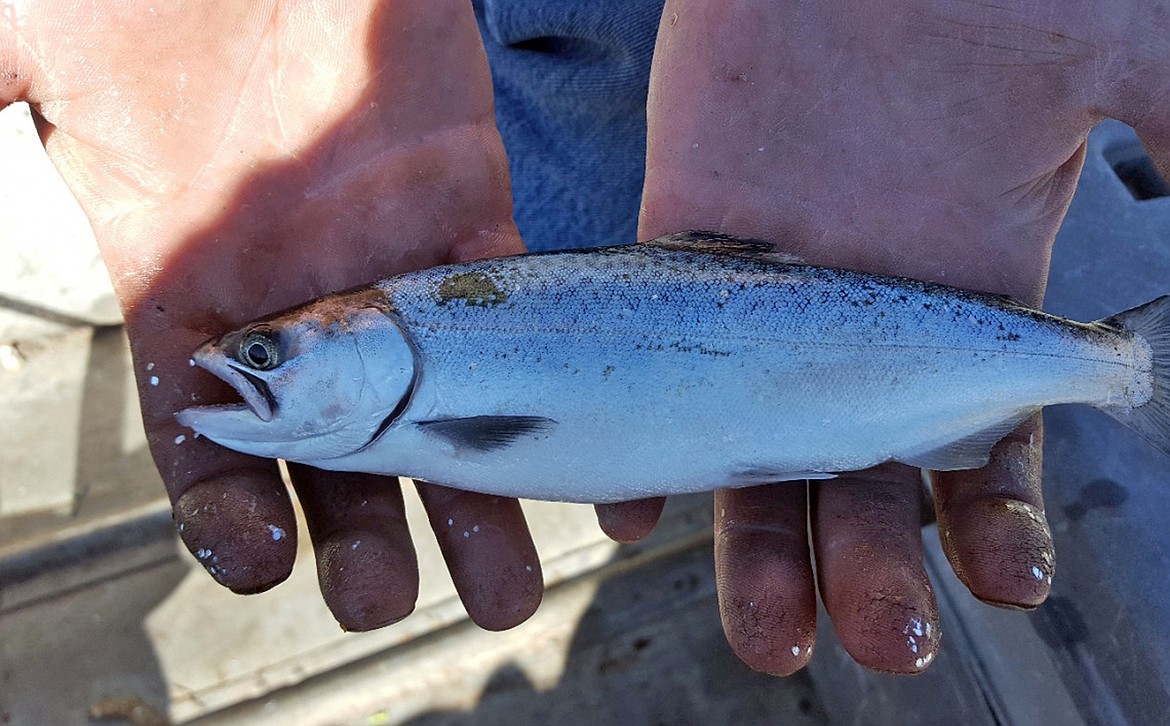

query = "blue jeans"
[474,0,666,252]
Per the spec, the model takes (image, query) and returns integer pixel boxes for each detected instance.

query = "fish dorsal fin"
[898,413,1033,471]
[643,231,803,263]
[418,415,556,453]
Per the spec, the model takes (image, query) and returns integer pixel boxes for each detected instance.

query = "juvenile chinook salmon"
[176,232,1170,503]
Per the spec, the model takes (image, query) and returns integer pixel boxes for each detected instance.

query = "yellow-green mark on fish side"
[436,272,508,307]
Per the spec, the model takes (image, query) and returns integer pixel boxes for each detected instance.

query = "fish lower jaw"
[174,402,255,432]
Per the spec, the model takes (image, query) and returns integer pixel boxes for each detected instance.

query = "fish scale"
[176,232,1170,503]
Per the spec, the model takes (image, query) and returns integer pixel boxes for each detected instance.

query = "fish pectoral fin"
[728,467,838,487]
[898,413,1033,471]
[418,415,557,453]
[643,231,802,264]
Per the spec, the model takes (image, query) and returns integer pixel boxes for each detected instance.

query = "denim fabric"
[474,0,665,252]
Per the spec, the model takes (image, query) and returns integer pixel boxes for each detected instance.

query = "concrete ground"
[2,105,1169,725]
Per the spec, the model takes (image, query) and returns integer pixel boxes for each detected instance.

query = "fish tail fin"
[1098,295,1170,457]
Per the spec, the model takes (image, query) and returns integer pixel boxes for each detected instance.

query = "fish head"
[176,292,415,462]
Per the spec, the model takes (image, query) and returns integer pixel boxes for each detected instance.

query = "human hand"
[635,0,1170,673]
[1,0,543,630]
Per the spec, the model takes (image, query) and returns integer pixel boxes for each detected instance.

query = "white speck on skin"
[791,646,800,656]
[1032,565,1044,580]
[1005,500,1042,523]
[351,539,361,550]
[472,525,480,533]
[178,523,185,533]
[692,142,699,149]
[447,518,454,526]
[196,548,212,559]
[757,147,765,152]
[174,434,186,445]
[463,531,469,539]
[149,376,159,386]
[146,362,155,371]
[526,565,533,572]
[268,525,285,541]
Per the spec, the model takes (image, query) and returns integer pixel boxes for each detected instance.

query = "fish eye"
[239,329,280,371]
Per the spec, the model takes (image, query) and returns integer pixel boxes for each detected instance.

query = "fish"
[175,232,1170,504]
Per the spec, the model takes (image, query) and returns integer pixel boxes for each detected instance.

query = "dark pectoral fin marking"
[419,415,557,452]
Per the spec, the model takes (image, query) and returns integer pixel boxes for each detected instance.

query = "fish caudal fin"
[1099,295,1170,458]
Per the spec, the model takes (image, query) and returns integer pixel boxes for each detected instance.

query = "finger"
[134,326,297,594]
[288,465,419,631]
[932,416,1052,609]
[715,484,816,676]
[812,466,941,674]
[415,482,543,631]
[594,498,666,542]
[169,467,297,594]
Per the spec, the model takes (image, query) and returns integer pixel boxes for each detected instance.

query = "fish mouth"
[184,342,276,422]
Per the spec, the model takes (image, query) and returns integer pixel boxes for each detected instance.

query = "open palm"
[642,0,1170,673]
[3,0,546,630]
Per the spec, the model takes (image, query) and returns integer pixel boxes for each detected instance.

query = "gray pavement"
[2,112,1169,725]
